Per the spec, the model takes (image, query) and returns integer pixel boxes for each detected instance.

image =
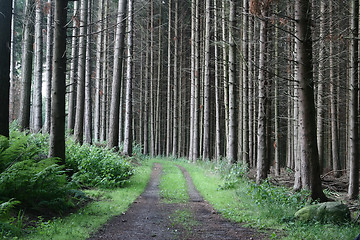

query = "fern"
[0,199,20,220]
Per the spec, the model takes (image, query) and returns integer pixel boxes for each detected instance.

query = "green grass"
[155,159,189,203]
[21,160,153,240]
[174,159,360,240]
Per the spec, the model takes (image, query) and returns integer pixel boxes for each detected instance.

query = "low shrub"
[66,139,134,188]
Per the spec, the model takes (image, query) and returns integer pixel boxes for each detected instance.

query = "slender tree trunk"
[143,6,150,155]
[0,0,12,138]
[227,0,236,163]
[9,0,16,123]
[19,0,34,131]
[316,0,325,172]
[222,0,229,154]
[348,0,359,200]
[256,7,268,183]
[150,0,156,156]
[166,0,172,156]
[242,0,249,165]
[329,0,341,178]
[189,0,195,160]
[94,0,103,142]
[214,0,221,160]
[49,0,68,163]
[202,0,211,160]
[67,2,79,133]
[33,0,43,133]
[123,0,134,156]
[44,0,53,134]
[274,6,280,176]
[108,0,127,149]
[84,0,92,145]
[100,0,108,142]
[193,0,200,161]
[295,0,327,201]
[74,0,87,144]
[172,0,179,157]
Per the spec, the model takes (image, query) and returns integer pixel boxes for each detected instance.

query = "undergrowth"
[0,126,136,238]
[177,159,360,240]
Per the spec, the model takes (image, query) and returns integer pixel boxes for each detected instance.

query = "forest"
[1,0,360,239]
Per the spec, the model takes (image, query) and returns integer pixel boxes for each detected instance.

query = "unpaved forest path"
[88,163,269,240]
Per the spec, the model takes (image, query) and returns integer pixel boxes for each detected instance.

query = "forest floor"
[88,163,269,240]
[254,168,359,214]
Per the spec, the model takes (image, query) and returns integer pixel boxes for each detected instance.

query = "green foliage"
[66,139,134,188]
[24,161,153,240]
[0,158,73,211]
[246,180,309,208]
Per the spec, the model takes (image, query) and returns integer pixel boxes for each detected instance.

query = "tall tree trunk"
[256,7,269,183]
[100,0,109,142]
[222,0,229,155]
[150,0,156,156]
[33,0,44,133]
[227,0,236,163]
[316,0,325,172]
[274,5,280,176]
[94,0,103,142]
[242,0,249,165]
[348,0,359,200]
[108,0,127,149]
[214,0,221,160]
[123,0,134,156]
[329,0,341,178]
[9,0,16,123]
[19,0,34,131]
[173,0,179,157]
[295,0,327,201]
[166,0,172,156]
[44,0,53,134]
[74,0,87,144]
[84,0,92,145]
[49,0,68,163]
[0,0,12,138]
[202,0,211,160]
[67,2,79,133]
[192,0,200,161]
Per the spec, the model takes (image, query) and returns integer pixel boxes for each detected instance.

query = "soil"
[88,163,269,240]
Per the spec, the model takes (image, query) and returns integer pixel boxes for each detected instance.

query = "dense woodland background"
[1,0,360,201]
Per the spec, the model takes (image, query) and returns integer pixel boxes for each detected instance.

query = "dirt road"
[88,163,268,240]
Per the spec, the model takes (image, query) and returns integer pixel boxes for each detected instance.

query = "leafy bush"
[246,180,310,208]
[66,139,134,188]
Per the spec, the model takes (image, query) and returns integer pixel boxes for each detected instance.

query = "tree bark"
[94,0,103,142]
[256,7,269,183]
[295,0,327,201]
[202,0,211,160]
[19,0,34,131]
[173,0,179,157]
[67,1,79,133]
[33,0,43,133]
[74,0,87,144]
[123,0,134,156]
[348,0,359,200]
[44,0,53,134]
[227,0,236,163]
[0,0,12,137]
[49,0,68,163]
[84,0,92,145]
[108,0,127,149]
